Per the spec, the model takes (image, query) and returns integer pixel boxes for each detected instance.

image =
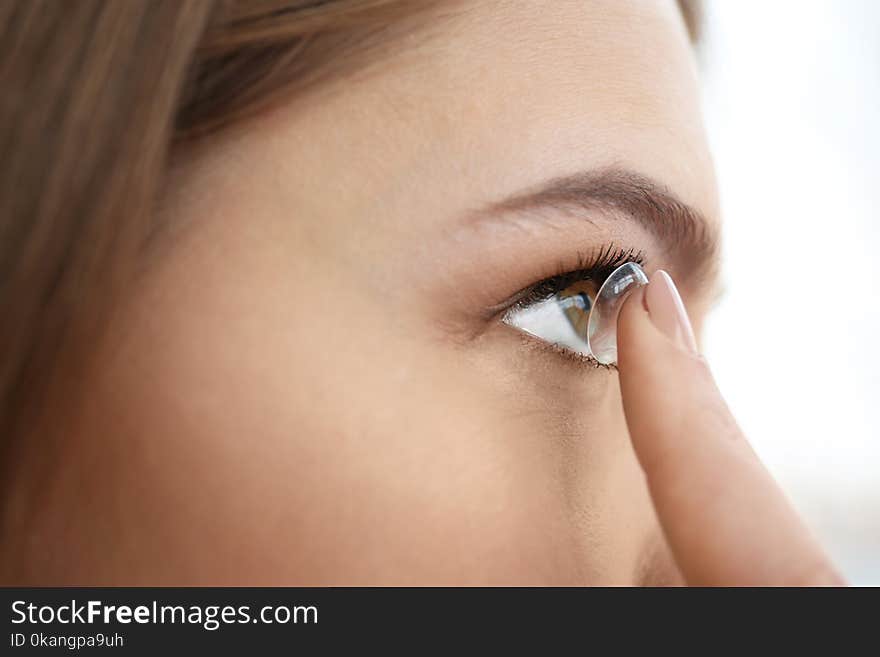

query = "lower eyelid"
[506,323,616,371]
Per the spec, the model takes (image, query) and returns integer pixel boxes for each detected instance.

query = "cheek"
[462,328,666,577]
[12,240,660,585]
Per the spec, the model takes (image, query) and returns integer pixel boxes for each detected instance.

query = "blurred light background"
[701,1,880,584]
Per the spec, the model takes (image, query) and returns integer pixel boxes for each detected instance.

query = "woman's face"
[19,0,720,584]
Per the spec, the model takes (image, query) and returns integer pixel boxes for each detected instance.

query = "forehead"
[319,0,710,209]
[225,0,717,246]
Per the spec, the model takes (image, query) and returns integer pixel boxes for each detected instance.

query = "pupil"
[577,292,592,312]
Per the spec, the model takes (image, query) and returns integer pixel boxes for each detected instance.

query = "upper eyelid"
[499,245,645,314]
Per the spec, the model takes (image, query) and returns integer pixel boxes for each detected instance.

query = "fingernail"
[645,270,698,353]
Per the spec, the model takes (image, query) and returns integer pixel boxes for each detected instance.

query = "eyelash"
[505,244,645,312]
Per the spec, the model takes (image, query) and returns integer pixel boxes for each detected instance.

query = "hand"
[616,271,844,586]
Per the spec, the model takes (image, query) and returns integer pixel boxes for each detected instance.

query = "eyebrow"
[473,168,719,284]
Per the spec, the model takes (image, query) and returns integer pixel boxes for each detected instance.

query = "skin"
[617,272,842,585]
[4,0,837,585]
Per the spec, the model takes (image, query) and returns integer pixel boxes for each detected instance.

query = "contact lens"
[586,261,648,365]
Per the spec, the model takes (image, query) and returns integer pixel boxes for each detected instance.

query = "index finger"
[616,271,843,586]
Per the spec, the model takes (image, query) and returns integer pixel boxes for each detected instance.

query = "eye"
[503,278,600,357]
[500,246,647,363]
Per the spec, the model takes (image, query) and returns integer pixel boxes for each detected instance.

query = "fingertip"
[615,284,649,371]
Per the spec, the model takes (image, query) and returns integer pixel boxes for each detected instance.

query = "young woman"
[0,0,840,585]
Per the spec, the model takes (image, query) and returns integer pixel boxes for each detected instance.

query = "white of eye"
[503,295,591,356]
